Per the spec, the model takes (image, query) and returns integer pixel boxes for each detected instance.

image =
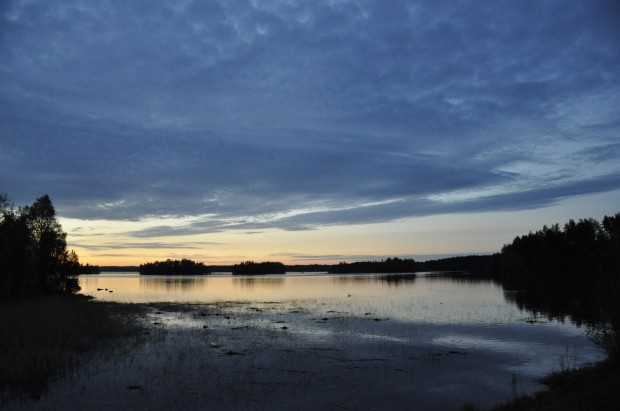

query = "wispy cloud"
[73,241,224,251]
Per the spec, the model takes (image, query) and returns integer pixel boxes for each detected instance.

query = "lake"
[11,272,605,410]
[81,271,568,326]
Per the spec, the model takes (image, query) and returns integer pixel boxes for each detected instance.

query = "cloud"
[1,0,619,233]
[269,252,463,263]
[74,241,223,251]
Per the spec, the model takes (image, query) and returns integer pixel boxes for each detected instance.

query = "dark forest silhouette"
[139,259,209,275]
[0,193,99,299]
[231,261,286,275]
[328,255,502,275]
[498,214,620,357]
[329,257,418,274]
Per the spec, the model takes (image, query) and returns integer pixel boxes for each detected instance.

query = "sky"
[1,0,620,266]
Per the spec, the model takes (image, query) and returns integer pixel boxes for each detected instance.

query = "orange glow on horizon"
[62,189,620,267]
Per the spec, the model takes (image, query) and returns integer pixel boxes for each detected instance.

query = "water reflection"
[32,270,606,411]
[232,276,285,289]
[140,277,206,292]
[419,271,501,285]
[73,270,605,411]
[503,288,595,327]
[79,273,514,325]
[329,273,418,286]
[78,272,594,331]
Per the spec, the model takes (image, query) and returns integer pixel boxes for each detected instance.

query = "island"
[139,259,210,275]
[231,261,286,275]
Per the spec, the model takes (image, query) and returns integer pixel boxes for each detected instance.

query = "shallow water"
[79,272,595,339]
[8,272,605,410]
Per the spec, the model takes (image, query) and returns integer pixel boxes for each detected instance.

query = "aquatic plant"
[0,295,146,402]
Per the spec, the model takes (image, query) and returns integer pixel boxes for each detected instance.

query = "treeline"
[326,255,501,275]
[0,193,97,299]
[499,215,619,287]
[499,213,620,358]
[128,258,503,275]
[286,264,332,272]
[329,257,417,274]
[76,263,100,274]
[139,259,210,275]
[231,261,286,275]
[417,254,500,275]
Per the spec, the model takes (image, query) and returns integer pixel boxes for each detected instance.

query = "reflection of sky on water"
[79,272,561,328]
[232,276,285,289]
[139,277,206,292]
[23,272,604,411]
[81,271,604,368]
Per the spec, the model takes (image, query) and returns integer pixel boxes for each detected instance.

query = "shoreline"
[477,358,619,411]
[2,296,614,410]
[0,295,147,404]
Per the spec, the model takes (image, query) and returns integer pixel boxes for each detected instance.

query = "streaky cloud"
[1,0,619,233]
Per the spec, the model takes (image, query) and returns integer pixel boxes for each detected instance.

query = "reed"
[0,294,146,402]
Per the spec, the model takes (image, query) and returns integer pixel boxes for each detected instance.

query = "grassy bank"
[0,295,146,403]
[462,358,620,411]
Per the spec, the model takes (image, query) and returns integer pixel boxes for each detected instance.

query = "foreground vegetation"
[0,295,146,403]
[461,358,620,411]
[0,192,132,403]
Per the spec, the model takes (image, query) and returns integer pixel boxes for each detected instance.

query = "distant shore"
[98,254,499,275]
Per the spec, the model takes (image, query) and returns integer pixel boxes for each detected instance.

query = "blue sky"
[1,1,619,265]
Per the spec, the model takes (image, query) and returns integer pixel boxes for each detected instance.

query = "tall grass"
[0,295,146,402]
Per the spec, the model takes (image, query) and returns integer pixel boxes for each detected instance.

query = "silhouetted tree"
[0,193,34,296]
[0,193,82,298]
[417,254,500,275]
[20,195,71,292]
[77,263,101,274]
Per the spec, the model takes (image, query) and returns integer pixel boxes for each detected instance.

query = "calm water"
[80,272,601,360]
[82,272,532,322]
[48,271,604,410]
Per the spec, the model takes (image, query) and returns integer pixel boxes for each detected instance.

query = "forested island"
[139,259,210,275]
[130,257,500,275]
[231,261,286,275]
